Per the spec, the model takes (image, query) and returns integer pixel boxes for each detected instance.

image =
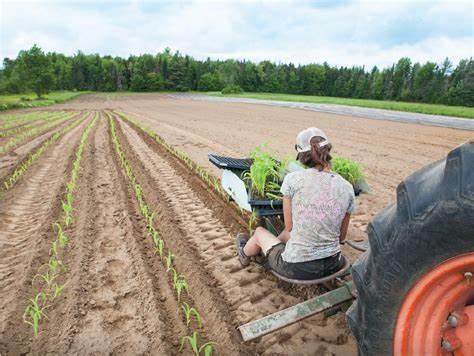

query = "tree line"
[1,45,472,106]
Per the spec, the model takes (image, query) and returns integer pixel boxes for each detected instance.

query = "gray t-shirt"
[280,169,355,263]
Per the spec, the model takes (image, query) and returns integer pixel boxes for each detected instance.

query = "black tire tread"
[347,142,474,355]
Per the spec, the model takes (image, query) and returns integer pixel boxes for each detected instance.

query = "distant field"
[0,91,90,111]
[208,92,474,119]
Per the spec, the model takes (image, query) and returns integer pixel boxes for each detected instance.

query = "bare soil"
[1,94,472,355]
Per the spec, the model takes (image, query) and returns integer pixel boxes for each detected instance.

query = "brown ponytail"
[298,136,332,171]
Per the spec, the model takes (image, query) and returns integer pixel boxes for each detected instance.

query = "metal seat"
[270,254,351,285]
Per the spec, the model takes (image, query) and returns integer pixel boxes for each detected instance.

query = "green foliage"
[180,332,216,355]
[221,84,243,94]
[1,45,473,109]
[16,45,54,98]
[244,146,282,198]
[182,302,202,327]
[198,72,223,91]
[332,157,364,185]
[24,293,48,337]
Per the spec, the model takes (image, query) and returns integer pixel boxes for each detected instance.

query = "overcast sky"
[0,0,472,68]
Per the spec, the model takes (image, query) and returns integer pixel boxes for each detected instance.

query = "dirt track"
[1,94,472,355]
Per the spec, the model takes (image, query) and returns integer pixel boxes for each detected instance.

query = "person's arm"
[339,213,351,244]
[277,196,292,243]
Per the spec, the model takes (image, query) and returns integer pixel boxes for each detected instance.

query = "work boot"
[236,232,250,267]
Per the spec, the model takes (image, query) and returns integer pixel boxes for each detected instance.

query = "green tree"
[198,72,222,91]
[17,45,54,98]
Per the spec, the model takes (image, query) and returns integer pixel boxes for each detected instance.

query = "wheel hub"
[393,252,474,356]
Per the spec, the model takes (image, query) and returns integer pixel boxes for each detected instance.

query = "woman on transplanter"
[236,127,355,280]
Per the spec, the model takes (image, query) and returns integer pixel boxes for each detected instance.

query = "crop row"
[1,113,88,194]
[0,111,66,138]
[114,111,232,202]
[0,111,53,130]
[114,111,253,224]
[0,112,77,154]
[108,114,216,355]
[23,113,98,337]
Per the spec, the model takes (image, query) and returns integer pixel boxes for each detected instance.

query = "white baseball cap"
[295,127,330,153]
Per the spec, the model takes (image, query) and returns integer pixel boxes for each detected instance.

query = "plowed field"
[1,93,472,355]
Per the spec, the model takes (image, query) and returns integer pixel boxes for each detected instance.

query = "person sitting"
[236,127,355,281]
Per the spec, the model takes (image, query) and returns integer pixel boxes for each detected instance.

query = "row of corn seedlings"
[0,111,53,131]
[23,113,98,337]
[0,111,77,154]
[0,111,66,138]
[1,113,88,193]
[108,114,215,356]
[114,111,230,203]
[114,110,253,224]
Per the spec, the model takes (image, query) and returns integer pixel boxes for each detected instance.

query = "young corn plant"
[182,302,202,327]
[165,252,175,272]
[0,112,76,154]
[23,113,97,337]
[180,332,216,356]
[1,115,85,193]
[24,293,48,337]
[108,113,217,351]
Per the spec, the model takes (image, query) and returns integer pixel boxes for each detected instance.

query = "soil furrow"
[0,112,75,155]
[113,114,250,355]
[115,115,355,354]
[0,115,92,354]
[33,113,171,355]
[0,112,80,179]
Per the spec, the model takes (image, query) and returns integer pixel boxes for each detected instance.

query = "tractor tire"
[346,141,474,355]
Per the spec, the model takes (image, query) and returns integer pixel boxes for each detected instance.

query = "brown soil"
[0,114,93,353]
[1,94,471,355]
[0,111,82,181]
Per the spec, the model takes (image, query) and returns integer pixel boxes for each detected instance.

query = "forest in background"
[1,45,473,107]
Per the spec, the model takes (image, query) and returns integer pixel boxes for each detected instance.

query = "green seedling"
[51,283,65,300]
[332,157,364,185]
[179,332,216,356]
[244,145,281,198]
[48,256,64,274]
[54,222,68,247]
[157,239,165,258]
[182,302,202,327]
[174,278,189,302]
[165,252,175,272]
[24,293,48,337]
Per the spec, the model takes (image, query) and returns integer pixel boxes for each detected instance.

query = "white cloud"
[0,0,472,68]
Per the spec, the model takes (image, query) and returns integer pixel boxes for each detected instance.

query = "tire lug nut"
[464,271,473,286]
[448,314,458,327]
[442,335,462,351]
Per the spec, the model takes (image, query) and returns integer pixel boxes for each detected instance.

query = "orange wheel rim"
[394,252,474,356]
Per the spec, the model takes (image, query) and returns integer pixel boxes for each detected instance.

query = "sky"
[0,0,473,69]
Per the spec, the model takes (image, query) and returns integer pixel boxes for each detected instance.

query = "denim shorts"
[265,243,344,280]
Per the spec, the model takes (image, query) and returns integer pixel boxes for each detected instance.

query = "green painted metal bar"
[238,281,356,342]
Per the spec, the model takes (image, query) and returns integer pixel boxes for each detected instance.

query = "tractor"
[209,140,474,355]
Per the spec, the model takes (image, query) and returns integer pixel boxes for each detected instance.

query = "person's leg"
[243,227,281,257]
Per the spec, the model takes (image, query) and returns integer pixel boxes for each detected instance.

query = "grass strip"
[108,112,216,355]
[23,113,97,337]
[207,92,474,119]
[0,91,90,111]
